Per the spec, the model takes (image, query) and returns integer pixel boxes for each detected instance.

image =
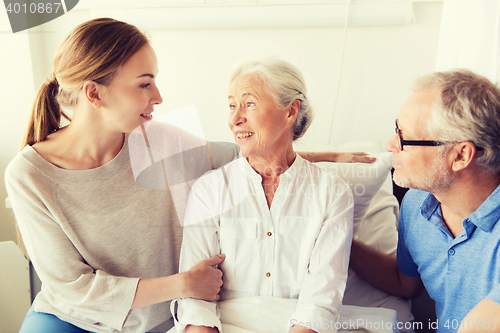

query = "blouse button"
[267,232,272,236]
[266,272,271,277]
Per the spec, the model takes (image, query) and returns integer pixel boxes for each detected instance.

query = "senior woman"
[173,58,354,333]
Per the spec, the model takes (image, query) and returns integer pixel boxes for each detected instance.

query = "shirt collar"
[469,183,500,232]
[420,184,500,232]
[242,153,303,183]
[420,192,441,220]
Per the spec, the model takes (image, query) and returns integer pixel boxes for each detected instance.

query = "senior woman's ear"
[285,99,301,128]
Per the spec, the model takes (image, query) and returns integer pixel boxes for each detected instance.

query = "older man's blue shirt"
[397,185,500,333]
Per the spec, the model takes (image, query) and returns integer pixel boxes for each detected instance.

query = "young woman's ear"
[82,81,102,108]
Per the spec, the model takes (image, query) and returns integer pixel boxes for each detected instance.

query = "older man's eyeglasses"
[395,119,446,151]
[394,120,484,152]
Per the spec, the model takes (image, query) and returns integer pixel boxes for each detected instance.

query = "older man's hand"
[297,151,376,164]
[330,152,376,163]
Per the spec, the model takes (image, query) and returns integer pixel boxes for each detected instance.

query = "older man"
[350,69,500,333]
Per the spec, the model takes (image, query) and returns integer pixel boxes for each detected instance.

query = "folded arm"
[7,180,138,330]
[457,298,500,333]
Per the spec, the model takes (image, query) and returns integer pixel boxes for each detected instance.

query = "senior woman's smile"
[235,131,254,139]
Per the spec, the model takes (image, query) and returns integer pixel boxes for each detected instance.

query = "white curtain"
[436,0,500,83]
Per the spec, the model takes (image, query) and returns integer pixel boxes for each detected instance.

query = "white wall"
[0,1,443,243]
[0,9,35,243]
[149,2,442,145]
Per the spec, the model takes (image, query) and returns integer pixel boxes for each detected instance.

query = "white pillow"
[343,179,414,332]
[355,174,399,254]
[314,152,393,235]
[294,140,393,235]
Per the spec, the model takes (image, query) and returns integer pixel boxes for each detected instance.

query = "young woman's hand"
[183,254,225,301]
[131,254,225,309]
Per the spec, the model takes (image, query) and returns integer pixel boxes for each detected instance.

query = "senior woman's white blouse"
[176,154,354,333]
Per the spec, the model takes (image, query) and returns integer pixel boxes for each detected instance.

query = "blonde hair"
[414,69,500,171]
[229,57,314,141]
[22,17,149,147]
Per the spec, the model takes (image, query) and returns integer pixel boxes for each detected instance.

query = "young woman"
[6,18,234,333]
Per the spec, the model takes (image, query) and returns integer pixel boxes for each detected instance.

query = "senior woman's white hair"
[414,69,500,171]
[228,57,314,141]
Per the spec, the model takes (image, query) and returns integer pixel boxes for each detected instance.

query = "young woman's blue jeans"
[19,304,159,332]
[19,305,95,333]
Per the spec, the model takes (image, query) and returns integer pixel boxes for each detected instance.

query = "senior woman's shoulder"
[298,156,351,189]
[189,156,246,194]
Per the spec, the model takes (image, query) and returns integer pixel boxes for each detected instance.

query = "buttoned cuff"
[486,284,500,304]
[175,298,221,333]
[288,306,337,333]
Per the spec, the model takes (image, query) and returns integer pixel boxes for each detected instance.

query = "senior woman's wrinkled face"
[228,74,292,159]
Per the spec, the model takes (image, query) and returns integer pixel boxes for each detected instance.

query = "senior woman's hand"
[185,325,219,332]
[290,325,319,333]
[297,151,376,163]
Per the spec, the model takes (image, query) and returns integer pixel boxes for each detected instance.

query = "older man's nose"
[385,133,399,153]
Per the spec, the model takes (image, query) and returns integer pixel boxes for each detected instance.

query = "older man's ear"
[450,142,479,172]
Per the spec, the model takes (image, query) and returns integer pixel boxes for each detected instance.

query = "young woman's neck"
[69,103,125,159]
[62,120,124,163]
[34,104,125,170]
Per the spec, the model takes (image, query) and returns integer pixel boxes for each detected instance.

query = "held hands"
[129,254,225,309]
[184,254,225,301]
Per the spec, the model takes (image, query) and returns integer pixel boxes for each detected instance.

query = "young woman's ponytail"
[21,73,71,148]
